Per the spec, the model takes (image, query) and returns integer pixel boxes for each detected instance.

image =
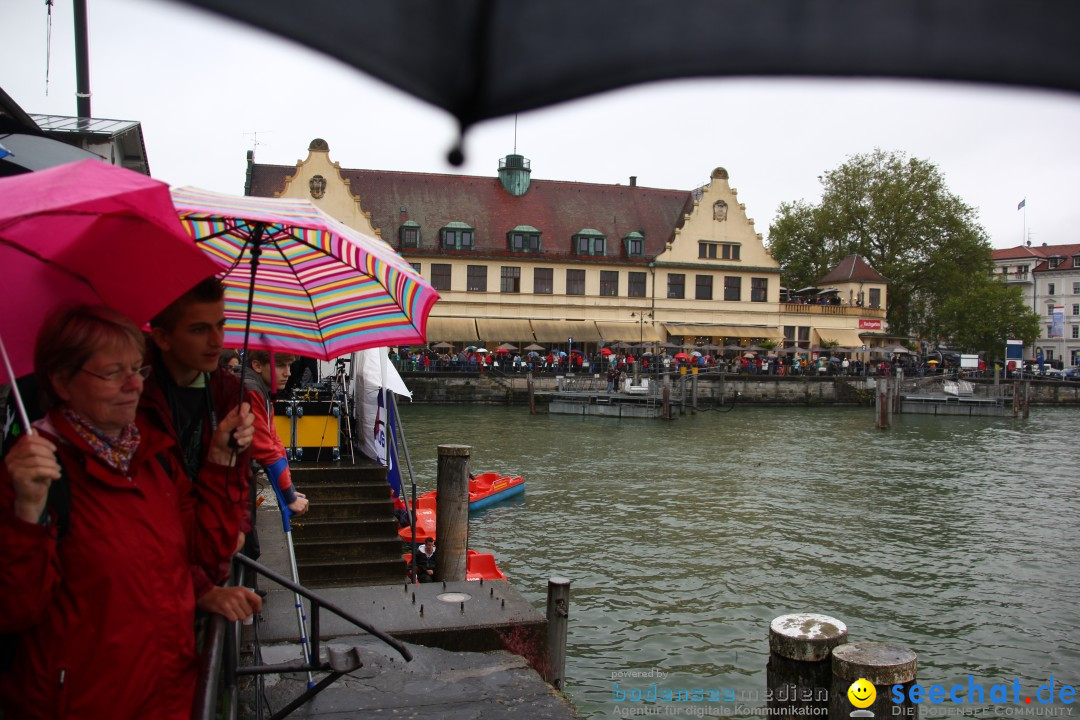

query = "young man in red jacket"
[142,278,262,622]
[243,350,308,516]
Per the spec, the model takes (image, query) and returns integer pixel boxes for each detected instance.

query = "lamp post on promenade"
[630,310,653,380]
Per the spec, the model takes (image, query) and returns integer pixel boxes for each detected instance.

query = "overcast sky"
[4,0,1079,251]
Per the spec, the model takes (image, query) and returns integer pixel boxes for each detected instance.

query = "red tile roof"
[992,243,1080,261]
[816,254,889,284]
[248,163,694,261]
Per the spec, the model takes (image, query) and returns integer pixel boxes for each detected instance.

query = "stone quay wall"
[397,372,1080,408]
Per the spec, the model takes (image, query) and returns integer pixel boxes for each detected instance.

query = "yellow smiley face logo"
[848,678,876,708]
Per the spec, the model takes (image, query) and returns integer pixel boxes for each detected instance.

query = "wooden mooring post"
[830,642,918,719]
[767,613,847,719]
[435,444,470,581]
[527,372,536,415]
[545,577,571,690]
[662,376,672,420]
[690,368,699,412]
[876,378,893,429]
[1023,380,1031,419]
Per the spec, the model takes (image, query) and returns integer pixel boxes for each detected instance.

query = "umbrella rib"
[0,238,98,293]
[279,226,427,349]
[272,232,334,354]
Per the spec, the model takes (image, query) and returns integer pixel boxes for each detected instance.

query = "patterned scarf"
[61,408,141,475]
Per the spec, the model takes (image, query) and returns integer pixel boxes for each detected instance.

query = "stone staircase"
[287,460,406,588]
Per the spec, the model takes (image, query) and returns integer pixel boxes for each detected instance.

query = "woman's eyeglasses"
[80,365,153,386]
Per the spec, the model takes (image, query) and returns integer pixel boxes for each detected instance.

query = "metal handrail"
[193,555,413,720]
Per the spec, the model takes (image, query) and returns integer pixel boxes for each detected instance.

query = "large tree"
[936,282,1041,359]
[767,149,998,343]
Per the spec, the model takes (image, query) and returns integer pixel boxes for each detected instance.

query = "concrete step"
[294,537,403,564]
[292,480,396,503]
[301,498,394,521]
[291,462,388,485]
[294,517,399,541]
[299,558,407,588]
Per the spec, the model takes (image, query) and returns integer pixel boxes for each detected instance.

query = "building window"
[797,326,811,348]
[534,268,553,294]
[783,326,795,345]
[400,224,420,248]
[431,263,451,291]
[573,233,606,256]
[868,287,881,308]
[441,224,474,250]
[509,229,542,252]
[1074,282,1080,294]
[697,242,740,260]
[410,262,421,275]
[751,277,768,303]
[624,233,644,257]
[566,269,585,296]
[467,265,487,292]
[667,273,685,299]
[695,275,713,300]
[724,276,741,301]
[1048,303,1055,315]
[600,271,619,297]
[1074,256,1080,268]
[1072,304,1080,316]
[1073,326,1080,339]
[628,271,647,298]
[1048,283,1056,295]
[1049,258,1061,269]
[501,266,521,293]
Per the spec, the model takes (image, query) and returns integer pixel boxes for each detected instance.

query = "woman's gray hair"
[34,305,146,410]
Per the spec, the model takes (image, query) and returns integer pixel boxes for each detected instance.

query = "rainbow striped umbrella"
[171,186,438,359]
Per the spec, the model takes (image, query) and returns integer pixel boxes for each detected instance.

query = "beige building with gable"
[246,140,887,352]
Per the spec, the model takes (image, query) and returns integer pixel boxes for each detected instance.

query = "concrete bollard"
[435,444,470,582]
[545,577,571,690]
[767,613,847,719]
[830,642,918,719]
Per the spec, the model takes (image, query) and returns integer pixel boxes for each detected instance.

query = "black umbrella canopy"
[175,0,1080,144]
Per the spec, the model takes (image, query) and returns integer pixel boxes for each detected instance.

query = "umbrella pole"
[0,331,32,435]
[234,224,265,412]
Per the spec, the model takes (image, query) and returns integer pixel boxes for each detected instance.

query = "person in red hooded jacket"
[0,305,257,719]
[242,350,308,516]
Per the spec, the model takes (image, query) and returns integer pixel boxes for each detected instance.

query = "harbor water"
[394,403,1080,717]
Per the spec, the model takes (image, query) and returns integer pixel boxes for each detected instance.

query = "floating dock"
[545,389,663,418]
[900,393,1011,416]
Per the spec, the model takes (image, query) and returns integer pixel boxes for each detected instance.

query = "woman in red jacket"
[0,305,256,719]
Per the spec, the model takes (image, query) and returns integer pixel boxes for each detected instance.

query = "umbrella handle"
[0,331,33,436]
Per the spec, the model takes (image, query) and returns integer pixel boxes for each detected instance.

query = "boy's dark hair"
[150,277,225,330]
[248,350,297,367]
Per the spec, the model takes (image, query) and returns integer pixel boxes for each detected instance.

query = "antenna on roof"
[513,114,518,155]
[242,130,271,158]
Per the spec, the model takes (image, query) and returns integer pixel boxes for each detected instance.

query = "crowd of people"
[389,345,936,378]
[0,277,319,718]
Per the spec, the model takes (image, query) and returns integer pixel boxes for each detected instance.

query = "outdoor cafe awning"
[664,324,784,340]
[530,320,603,343]
[595,321,664,343]
[475,318,535,341]
[425,317,479,342]
[814,327,864,347]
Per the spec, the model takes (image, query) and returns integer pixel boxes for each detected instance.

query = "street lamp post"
[630,310,653,381]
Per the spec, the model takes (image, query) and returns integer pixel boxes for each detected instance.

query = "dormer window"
[441,222,474,250]
[573,229,606,257]
[624,232,644,258]
[1073,255,1080,268]
[1049,256,1062,269]
[508,225,542,252]
[399,221,420,248]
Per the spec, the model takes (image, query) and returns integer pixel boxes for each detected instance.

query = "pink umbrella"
[0,160,220,417]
